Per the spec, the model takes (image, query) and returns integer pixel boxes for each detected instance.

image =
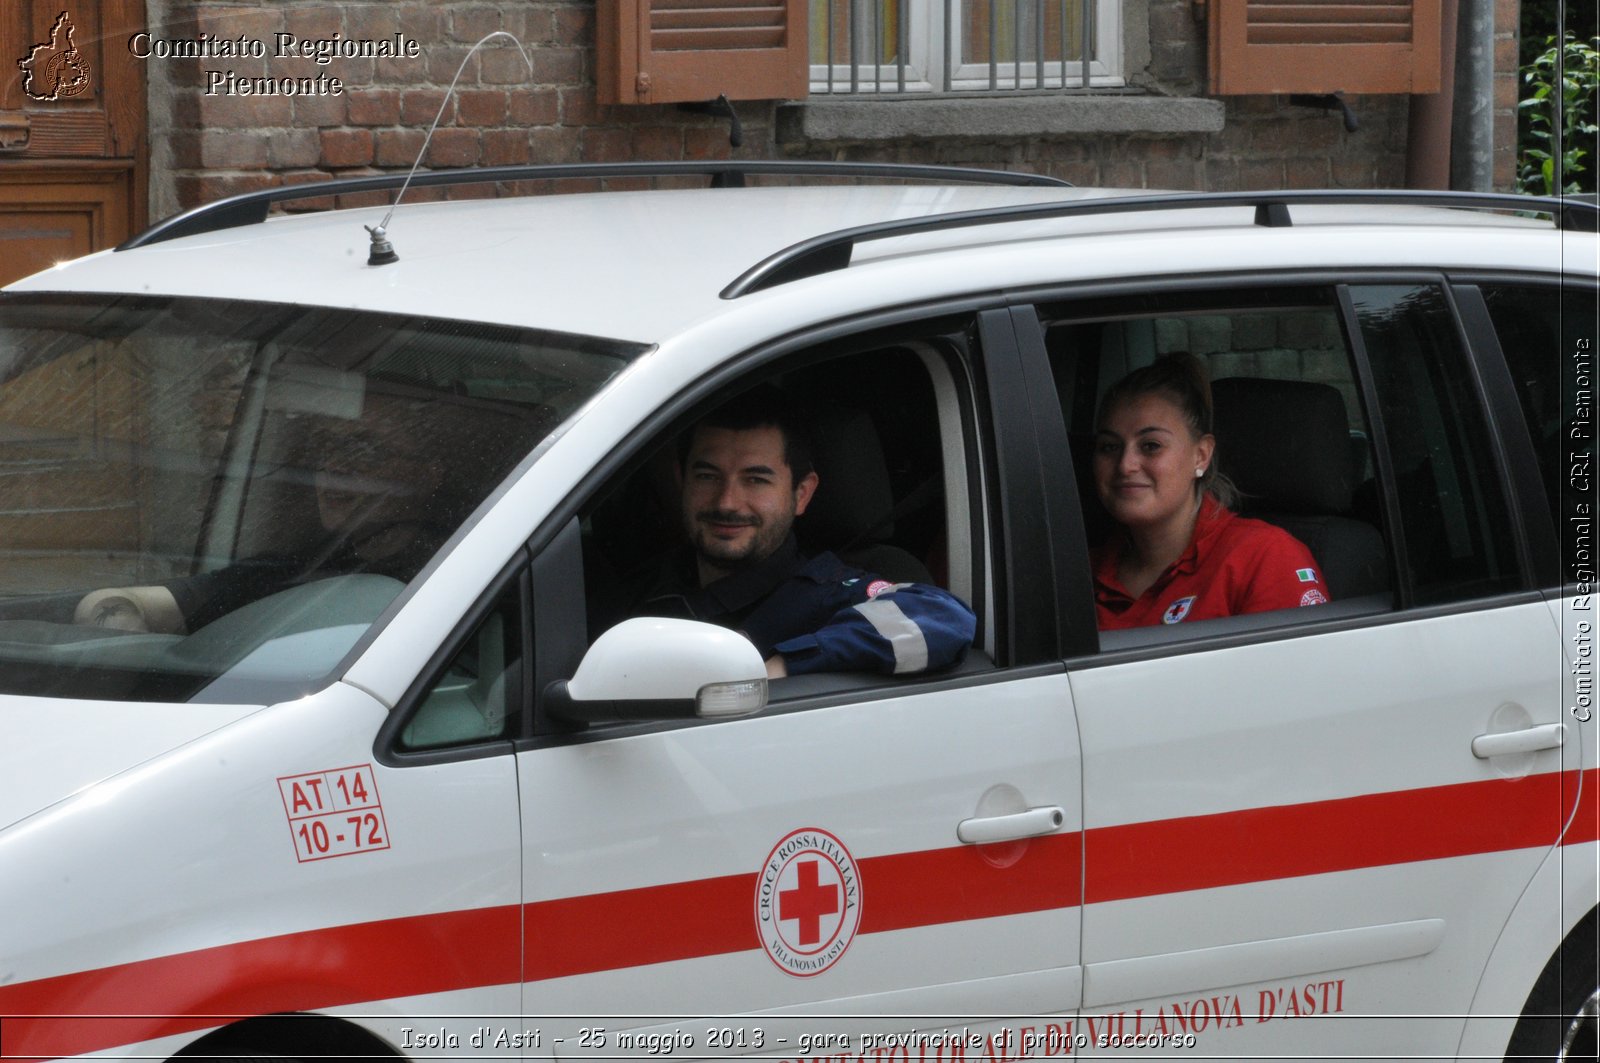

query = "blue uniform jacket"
[637,535,975,676]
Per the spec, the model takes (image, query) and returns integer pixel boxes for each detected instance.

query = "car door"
[509,311,1085,1055]
[1022,280,1580,1058]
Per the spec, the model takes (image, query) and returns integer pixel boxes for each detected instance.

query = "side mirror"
[544,617,768,723]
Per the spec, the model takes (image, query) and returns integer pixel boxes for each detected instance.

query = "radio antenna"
[365,30,535,266]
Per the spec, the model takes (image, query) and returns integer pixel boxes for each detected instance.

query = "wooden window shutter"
[1207,0,1442,94]
[597,0,809,105]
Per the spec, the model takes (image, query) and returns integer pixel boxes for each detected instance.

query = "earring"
[1194,467,1205,478]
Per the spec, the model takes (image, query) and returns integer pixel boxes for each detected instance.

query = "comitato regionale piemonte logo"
[19,11,92,102]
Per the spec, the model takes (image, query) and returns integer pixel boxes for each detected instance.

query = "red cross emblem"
[779,858,839,945]
[756,827,862,977]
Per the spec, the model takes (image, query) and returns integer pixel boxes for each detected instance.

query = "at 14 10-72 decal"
[277,764,391,863]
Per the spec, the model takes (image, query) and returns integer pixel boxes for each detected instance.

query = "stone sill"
[777,94,1226,143]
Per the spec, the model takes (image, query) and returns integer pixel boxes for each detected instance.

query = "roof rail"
[721,189,1600,299]
[116,161,1071,251]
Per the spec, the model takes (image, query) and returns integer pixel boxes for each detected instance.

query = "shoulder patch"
[1300,589,1329,606]
[1296,568,1318,583]
[1162,596,1197,624]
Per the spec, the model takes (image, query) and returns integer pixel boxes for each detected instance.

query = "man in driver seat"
[635,387,975,678]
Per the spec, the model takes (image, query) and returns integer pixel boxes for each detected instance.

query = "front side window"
[0,294,646,703]
[571,334,985,718]
[401,580,523,751]
[809,0,1122,92]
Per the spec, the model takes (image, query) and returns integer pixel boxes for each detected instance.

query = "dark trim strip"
[1339,283,1415,609]
[1005,304,1098,659]
[1450,283,1561,586]
[119,162,1071,250]
[975,308,1054,665]
[724,191,1597,299]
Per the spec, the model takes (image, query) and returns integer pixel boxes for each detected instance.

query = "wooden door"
[1,0,146,287]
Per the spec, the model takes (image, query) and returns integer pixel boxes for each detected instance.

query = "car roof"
[6,176,1588,345]
[3,184,1093,341]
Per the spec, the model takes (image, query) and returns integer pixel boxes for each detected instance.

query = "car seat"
[1211,376,1391,600]
[798,405,936,586]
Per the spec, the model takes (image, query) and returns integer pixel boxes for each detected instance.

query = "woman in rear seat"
[1090,353,1331,629]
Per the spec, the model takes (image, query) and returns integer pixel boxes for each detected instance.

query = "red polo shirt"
[1093,496,1331,630]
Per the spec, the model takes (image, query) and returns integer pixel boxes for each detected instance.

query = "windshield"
[0,293,647,703]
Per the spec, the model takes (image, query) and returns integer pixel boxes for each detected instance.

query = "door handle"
[1471,723,1565,759]
[958,805,1065,845]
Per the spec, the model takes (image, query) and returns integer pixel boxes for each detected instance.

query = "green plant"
[1517,33,1600,195]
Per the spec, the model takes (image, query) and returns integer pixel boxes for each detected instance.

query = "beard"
[690,508,790,573]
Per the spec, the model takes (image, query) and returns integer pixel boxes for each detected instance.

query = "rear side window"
[1040,287,1391,614]
[1037,280,1531,641]
[1479,282,1596,544]
[1350,284,1520,604]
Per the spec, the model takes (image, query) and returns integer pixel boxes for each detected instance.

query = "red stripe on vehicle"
[1561,766,1600,845]
[1085,768,1599,904]
[1,769,1591,1060]
[857,832,1081,934]
[0,905,519,1062]
[525,871,757,981]
[523,834,1081,981]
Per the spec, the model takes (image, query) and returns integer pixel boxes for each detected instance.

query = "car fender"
[1457,829,1598,1058]
[0,684,407,1060]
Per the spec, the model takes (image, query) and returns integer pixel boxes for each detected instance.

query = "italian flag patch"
[1296,568,1317,583]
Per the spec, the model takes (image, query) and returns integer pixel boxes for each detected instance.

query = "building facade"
[2,0,1522,284]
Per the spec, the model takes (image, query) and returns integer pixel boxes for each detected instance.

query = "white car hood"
[0,696,262,831]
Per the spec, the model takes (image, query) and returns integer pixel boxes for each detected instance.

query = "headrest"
[798,405,895,548]
[1212,377,1354,513]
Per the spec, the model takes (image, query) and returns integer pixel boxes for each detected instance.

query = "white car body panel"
[0,697,261,830]
[1068,601,1578,1057]
[1458,837,1600,1059]
[517,674,1082,1023]
[0,179,1593,1060]
[0,682,521,1059]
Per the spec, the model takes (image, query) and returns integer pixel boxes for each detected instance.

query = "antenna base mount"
[365,224,398,266]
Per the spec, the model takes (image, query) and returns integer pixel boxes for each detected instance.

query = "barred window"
[809,0,1123,94]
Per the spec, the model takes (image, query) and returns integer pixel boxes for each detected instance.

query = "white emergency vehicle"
[0,162,1594,1062]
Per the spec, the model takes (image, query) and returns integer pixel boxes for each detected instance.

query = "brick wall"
[144,0,1517,220]
[779,96,1412,191]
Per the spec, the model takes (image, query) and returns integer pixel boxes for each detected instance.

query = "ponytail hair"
[1096,352,1239,509]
